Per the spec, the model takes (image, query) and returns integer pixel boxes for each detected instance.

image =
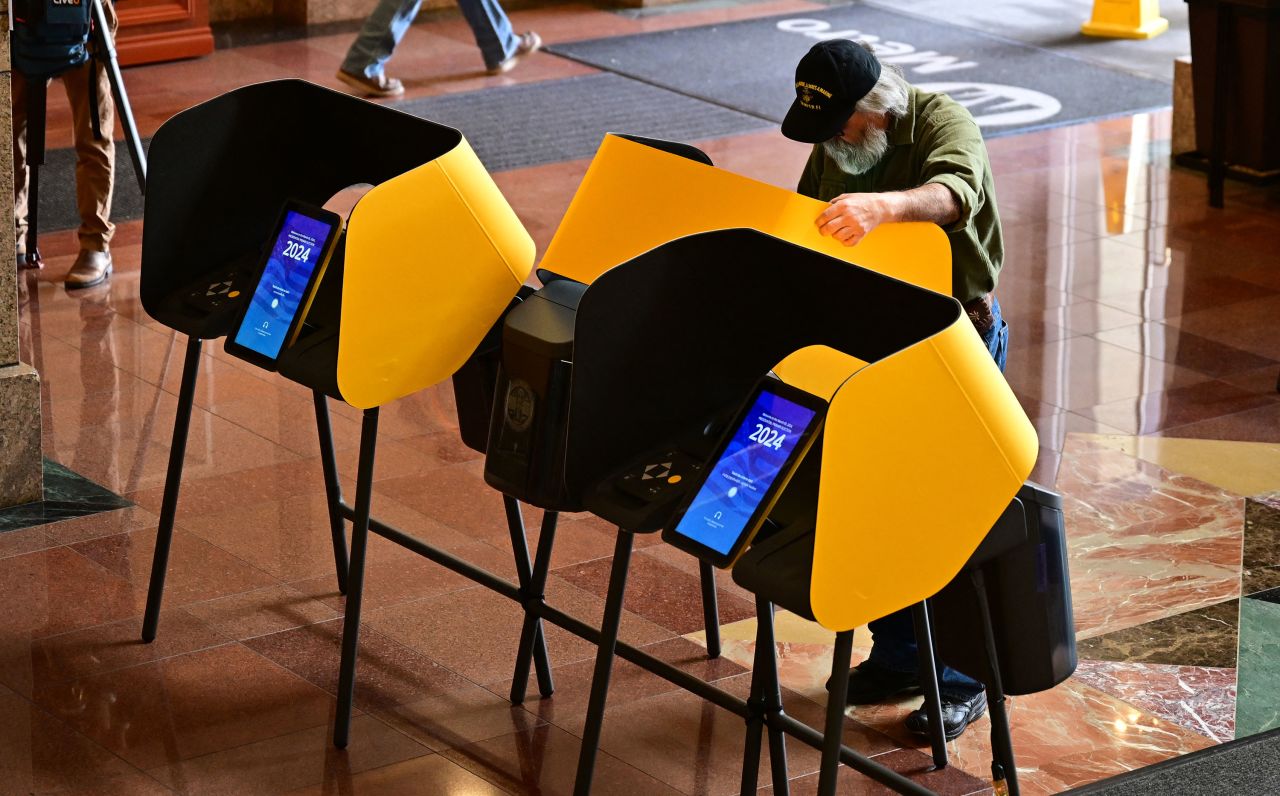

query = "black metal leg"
[758,599,790,795]
[740,601,770,796]
[141,336,202,643]
[314,392,349,595]
[333,408,379,749]
[972,569,1019,796]
[818,630,855,796]
[572,530,635,796]
[506,498,556,703]
[700,560,722,659]
[911,601,949,769]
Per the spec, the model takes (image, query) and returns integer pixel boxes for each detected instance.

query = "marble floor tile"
[0,686,170,795]
[0,546,143,640]
[181,583,341,642]
[1172,293,1280,362]
[1082,435,1280,499]
[1073,379,1278,435]
[1076,598,1241,668]
[30,643,338,772]
[1057,436,1245,637]
[0,609,229,699]
[442,722,686,796]
[1071,660,1236,742]
[280,749,508,796]
[148,714,429,795]
[554,548,757,636]
[1243,499,1280,597]
[757,749,993,796]
[1158,400,1280,444]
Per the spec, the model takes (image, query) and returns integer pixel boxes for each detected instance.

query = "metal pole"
[699,560,722,659]
[141,336,202,642]
[972,569,1019,796]
[506,501,556,702]
[333,407,379,749]
[912,601,949,768]
[572,530,635,796]
[818,630,855,796]
[313,393,349,594]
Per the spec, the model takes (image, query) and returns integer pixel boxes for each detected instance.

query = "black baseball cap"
[781,40,882,144]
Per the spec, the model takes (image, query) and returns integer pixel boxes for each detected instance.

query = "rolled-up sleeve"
[919,113,986,233]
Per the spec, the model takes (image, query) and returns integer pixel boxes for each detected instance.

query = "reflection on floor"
[5,1,1280,792]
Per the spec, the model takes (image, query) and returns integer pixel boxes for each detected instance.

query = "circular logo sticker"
[505,379,535,433]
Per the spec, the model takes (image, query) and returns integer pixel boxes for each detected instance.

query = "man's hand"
[816,192,897,247]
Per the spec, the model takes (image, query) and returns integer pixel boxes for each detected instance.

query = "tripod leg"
[141,337,202,642]
[333,408,379,749]
[912,601,949,769]
[90,0,146,192]
[700,560,721,659]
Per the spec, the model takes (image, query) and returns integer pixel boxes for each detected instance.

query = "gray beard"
[823,125,889,175]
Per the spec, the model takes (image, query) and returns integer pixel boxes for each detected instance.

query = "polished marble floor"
[7,1,1280,793]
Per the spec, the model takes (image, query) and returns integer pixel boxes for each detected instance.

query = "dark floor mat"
[389,72,771,172]
[1061,727,1280,795]
[548,2,1173,138]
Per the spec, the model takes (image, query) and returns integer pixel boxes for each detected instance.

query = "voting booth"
[135,79,538,747]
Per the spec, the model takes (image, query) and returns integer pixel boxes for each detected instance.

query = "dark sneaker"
[336,68,404,98]
[828,660,922,705]
[905,690,988,741]
[487,31,542,75]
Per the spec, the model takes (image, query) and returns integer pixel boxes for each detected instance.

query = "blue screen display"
[674,389,818,554]
[233,210,334,360]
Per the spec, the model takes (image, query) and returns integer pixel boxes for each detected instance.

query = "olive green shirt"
[797,86,1003,304]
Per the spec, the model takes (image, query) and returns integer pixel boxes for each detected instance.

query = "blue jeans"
[341,0,518,76]
[866,298,1007,699]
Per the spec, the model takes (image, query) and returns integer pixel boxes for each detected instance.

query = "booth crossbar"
[319,429,938,794]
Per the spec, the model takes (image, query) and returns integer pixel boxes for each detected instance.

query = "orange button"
[228,290,241,298]
[667,475,682,484]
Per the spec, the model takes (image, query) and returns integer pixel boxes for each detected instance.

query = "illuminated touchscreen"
[233,211,334,360]
[673,389,819,554]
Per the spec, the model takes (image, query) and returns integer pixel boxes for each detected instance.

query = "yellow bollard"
[1081,0,1170,39]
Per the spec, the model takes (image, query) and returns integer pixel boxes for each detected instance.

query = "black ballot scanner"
[931,481,1077,695]
[482,279,587,511]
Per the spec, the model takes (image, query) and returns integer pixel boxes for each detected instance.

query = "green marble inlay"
[1236,595,1280,738]
[0,459,132,533]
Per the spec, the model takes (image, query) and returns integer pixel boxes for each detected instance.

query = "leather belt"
[964,293,995,336]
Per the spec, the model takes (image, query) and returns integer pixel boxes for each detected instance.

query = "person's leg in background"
[61,56,116,289]
[337,0,423,97]
[844,298,1009,741]
[454,0,540,74]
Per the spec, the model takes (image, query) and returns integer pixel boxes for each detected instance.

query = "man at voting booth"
[783,39,1008,741]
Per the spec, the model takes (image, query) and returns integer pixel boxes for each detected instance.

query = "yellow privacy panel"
[773,345,867,401]
[809,318,1038,632]
[339,138,535,409]
[543,134,950,293]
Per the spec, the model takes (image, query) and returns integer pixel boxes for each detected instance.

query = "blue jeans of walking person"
[865,298,1009,700]
[341,0,519,76]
